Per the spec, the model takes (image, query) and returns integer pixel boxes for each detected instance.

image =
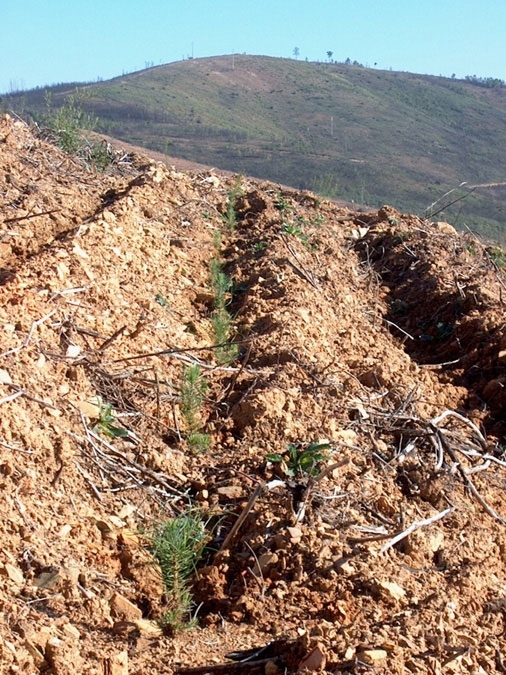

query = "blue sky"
[2,0,506,94]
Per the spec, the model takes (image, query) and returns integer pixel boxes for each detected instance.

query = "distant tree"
[327,51,333,62]
[465,74,505,88]
[345,57,351,65]
[293,47,300,59]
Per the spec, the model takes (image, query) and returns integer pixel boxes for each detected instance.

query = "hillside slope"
[4,55,506,241]
[1,114,506,673]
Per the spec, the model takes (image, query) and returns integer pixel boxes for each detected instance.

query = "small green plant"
[486,246,506,269]
[282,221,311,248]
[44,90,92,154]
[266,441,332,478]
[93,399,130,439]
[252,240,268,254]
[209,259,238,365]
[307,213,325,227]
[212,229,222,252]
[282,221,305,237]
[392,231,411,245]
[43,90,111,171]
[187,431,211,454]
[180,365,210,453]
[150,511,209,630]
[209,258,231,308]
[222,176,244,232]
[211,308,238,365]
[155,292,170,307]
[275,192,293,213]
[84,140,112,172]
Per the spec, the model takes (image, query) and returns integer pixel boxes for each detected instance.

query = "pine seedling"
[150,511,208,630]
[208,259,238,365]
[222,176,244,232]
[180,365,210,453]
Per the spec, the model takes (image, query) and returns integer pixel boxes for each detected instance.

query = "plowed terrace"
[1,115,506,674]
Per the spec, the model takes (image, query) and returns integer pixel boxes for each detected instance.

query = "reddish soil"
[1,114,506,674]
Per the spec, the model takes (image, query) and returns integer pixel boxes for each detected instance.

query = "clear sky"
[2,0,506,94]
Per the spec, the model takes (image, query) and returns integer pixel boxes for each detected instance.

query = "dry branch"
[380,507,454,553]
[218,483,264,553]
[0,309,57,358]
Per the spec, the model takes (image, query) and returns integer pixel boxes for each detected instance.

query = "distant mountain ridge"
[3,54,506,241]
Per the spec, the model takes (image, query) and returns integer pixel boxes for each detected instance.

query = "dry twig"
[0,309,57,358]
[380,507,454,553]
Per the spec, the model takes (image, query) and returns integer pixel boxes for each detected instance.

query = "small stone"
[65,344,81,358]
[252,552,279,576]
[344,646,355,660]
[58,525,72,538]
[109,515,126,529]
[61,623,80,640]
[110,592,143,621]
[133,619,163,637]
[4,563,24,586]
[334,429,358,446]
[333,557,355,574]
[428,530,445,552]
[77,398,101,419]
[0,368,13,385]
[72,243,89,259]
[216,485,243,499]
[435,221,457,235]
[358,649,388,664]
[24,639,46,667]
[117,504,136,520]
[378,580,406,600]
[101,651,128,675]
[286,526,302,543]
[298,644,326,671]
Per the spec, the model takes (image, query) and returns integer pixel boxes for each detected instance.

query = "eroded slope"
[1,115,506,674]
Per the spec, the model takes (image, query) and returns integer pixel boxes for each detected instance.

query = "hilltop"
[3,55,506,242]
[1,114,506,673]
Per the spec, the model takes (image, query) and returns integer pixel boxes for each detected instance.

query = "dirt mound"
[1,114,506,674]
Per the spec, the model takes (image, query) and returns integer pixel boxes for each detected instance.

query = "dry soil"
[1,115,506,674]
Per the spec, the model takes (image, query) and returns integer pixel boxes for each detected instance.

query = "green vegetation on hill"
[4,55,506,241]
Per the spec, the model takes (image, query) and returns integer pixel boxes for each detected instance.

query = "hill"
[3,55,506,242]
[1,114,506,673]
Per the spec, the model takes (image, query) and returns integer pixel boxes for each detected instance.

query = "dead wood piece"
[439,434,506,526]
[380,507,454,553]
[281,233,320,290]
[4,208,60,224]
[175,657,281,675]
[101,650,128,675]
[0,309,57,358]
[99,326,127,352]
[218,484,264,553]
